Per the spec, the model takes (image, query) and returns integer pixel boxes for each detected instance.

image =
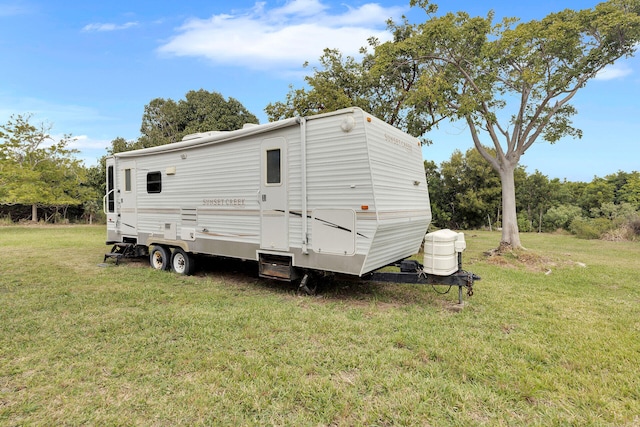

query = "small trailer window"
[147,172,162,193]
[124,169,132,192]
[266,149,281,184]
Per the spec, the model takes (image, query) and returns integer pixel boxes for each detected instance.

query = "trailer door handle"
[262,194,267,202]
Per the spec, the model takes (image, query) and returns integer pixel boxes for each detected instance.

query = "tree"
[139,98,182,148]
[423,160,449,226]
[266,46,442,142]
[618,172,640,207]
[580,177,616,215]
[439,147,506,229]
[517,171,553,232]
[562,180,588,206]
[603,170,640,207]
[266,49,376,119]
[138,89,259,148]
[83,91,260,214]
[0,114,86,222]
[82,200,99,225]
[383,0,640,248]
[104,136,138,156]
[268,0,640,249]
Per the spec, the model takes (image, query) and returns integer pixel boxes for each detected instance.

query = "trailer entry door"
[105,159,118,237]
[260,138,288,250]
[119,160,137,235]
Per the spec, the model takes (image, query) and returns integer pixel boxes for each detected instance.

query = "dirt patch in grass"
[484,245,563,273]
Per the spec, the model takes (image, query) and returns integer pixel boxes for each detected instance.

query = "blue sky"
[1,0,638,182]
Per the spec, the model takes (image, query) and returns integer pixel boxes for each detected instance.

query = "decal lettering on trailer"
[384,133,414,153]
[203,198,246,207]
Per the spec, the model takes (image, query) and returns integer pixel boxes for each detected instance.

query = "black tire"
[149,245,170,271]
[171,248,195,275]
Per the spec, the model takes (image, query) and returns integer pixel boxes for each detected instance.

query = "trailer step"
[103,243,136,265]
[104,252,125,265]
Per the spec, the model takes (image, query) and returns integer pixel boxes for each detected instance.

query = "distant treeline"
[3,145,638,241]
[426,148,640,240]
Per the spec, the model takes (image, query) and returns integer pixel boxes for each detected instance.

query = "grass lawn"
[1,225,639,425]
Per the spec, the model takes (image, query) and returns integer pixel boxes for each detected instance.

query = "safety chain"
[463,270,475,297]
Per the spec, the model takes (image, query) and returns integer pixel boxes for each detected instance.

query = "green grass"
[1,226,639,426]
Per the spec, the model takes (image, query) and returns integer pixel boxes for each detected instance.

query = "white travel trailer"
[104,107,477,299]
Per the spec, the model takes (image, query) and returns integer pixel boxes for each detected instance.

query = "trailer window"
[266,149,281,184]
[124,169,132,192]
[107,166,115,212]
[147,172,162,193]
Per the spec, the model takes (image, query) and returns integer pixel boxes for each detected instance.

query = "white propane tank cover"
[423,229,460,276]
[455,232,467,252]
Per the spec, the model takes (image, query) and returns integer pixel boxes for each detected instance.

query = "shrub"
[517,211,533,232]
[544,204,582,231]
[569,217,614,239]
[602,217,640,241]
[593,202,638,221]
[569,217,599,239]
[628,218,640,238]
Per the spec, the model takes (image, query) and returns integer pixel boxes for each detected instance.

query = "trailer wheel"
[171,248,195,276]
[150,245,170,271]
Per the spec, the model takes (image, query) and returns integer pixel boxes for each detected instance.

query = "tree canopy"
[0,114,91,221]
[427,149,639,239]
[266,0,640,249]
[112,89,259,153]
[71,89,260,223]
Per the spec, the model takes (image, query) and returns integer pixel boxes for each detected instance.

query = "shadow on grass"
[112,253,466,310]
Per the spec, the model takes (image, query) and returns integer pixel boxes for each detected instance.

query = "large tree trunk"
[466,118,523,249]
[498,166,521,248]
[31,204,37,223]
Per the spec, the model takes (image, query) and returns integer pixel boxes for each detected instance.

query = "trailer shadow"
[111,255,466,310]
[313,276,464,310]
[192,257,464,310]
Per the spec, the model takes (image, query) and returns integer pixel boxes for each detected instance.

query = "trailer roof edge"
[113,116,300,158]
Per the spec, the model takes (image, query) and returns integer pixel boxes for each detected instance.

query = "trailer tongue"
[366,262,479,305]
[298,228,480,304]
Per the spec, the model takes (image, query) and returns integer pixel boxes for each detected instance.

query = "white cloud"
[269,0,327,18]
[595,63,633,81]
[42,133,105,150]
[67,134,110,151]
[82,21,139,32]
[157,0,405,70]
[48,134,111,166]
